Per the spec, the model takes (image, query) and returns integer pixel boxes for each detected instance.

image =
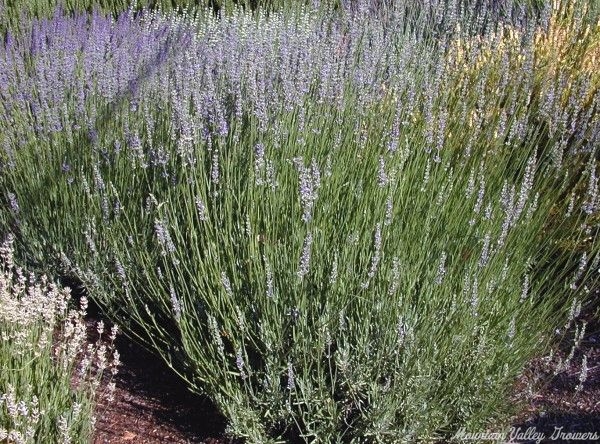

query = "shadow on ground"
[93,325,231,444]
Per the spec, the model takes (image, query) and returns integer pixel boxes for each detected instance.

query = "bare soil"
[91,334,232,444]
[510,317,600,443]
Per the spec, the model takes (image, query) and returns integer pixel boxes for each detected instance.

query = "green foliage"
[1,1,599,442]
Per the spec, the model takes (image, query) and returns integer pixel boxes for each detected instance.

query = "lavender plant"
[0,0,599,441]
[0,235,119,444]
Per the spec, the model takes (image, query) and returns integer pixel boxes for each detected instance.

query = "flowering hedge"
[1,0,599,441]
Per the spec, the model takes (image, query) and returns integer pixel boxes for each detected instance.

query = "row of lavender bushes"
[1,0,599,441]
[1,0,584,36]
[0,0,289,32]
[0,0,320,36]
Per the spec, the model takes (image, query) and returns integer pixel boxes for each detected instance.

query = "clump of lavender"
[1,1,599,442]
[0,236,118,443]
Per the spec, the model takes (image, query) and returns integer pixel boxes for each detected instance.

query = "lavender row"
[1,1,568,172]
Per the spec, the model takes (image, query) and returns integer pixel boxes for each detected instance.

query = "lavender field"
[1,0,599,442]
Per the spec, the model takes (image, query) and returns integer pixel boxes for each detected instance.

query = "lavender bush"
[0,235,119,444]
[1,0,599,441]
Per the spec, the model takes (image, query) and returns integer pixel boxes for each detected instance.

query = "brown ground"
[90,317,600,444]
[92,333,232,444]
[510,317,600,443]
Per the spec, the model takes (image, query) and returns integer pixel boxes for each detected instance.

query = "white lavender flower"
[396,316,406,346]
[570,252,588,290]
[245,214,252,237]
[525,192,539,220]
[254,142,266,186]
[520,274,530,302]
[207,315,224,356]
[57,415,70,444]
[384,197,393,226]
[92,164,105,191]
[211,148,220,186]
[378,156,388,187]
[170,285,181,321]
[265,160,278,189]
[221,271,233,297]
[466,168,476,198]
[234,306,246,333]
[576,354,588,392]
[435,252,447,285]
[514,152,536,223]
[311,158,321,190]
[566,191,576,217]
[366,223,383,281]
[347,232,359,245]
[470,276,479,317]
[101,195,110,222]
[324,154,333,178]
[113,198,121,217]
[478,233,491,268]
[287,361,295,390]
[236,348,246,379]
[484,203,492,221]
[265,257,274,298]
[469,177,485,226]
[195,196,208,221]
[388,257,400,295]
[7,192,19,213]
[339,310,346,331]
[583,163,598,215]
[297,232,313,279]
[294,157,319,223]
[420,158,431,192]
[85,224,97,256]
[329,252,338,285]
[508,316,516,342]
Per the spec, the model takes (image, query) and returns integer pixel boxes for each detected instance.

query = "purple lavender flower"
[154,218,176,257]
[583,163,598,215]
[294,157,320,223]
[211,149,220,187]
[478,234,491,268]
[236,349,246,379]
